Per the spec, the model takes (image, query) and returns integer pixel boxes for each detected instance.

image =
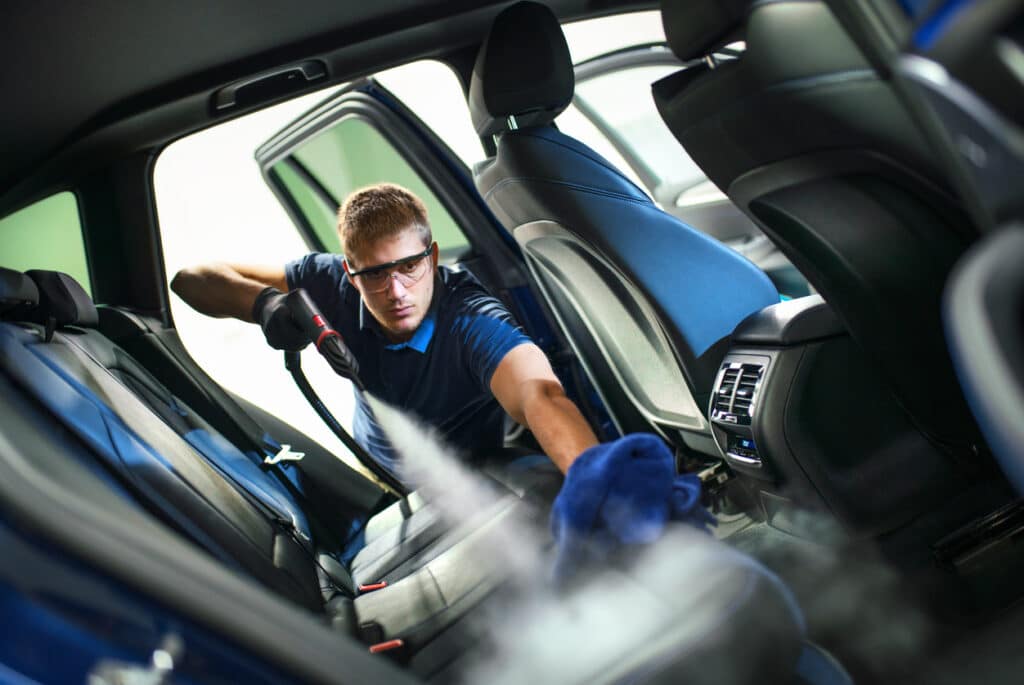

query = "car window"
[267,115,470,259]
[555,41,809,298]
[155,61,478,465]
[562,11,665,63]
[573,64,707,194]
[376,60,485,167]
[156,88,366,465]
[0,191,91,295]
[555,104,648,192]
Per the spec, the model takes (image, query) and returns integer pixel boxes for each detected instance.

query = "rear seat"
[0,266,809,684]
[0,269,536,632]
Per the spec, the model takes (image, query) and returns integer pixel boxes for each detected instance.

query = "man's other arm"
[490,343,598,473]
[170,263,289,321]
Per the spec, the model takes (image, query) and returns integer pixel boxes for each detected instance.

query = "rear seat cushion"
[352,457,562,586]
[363,491,428,543]
[353,496,544,649]
[414,524,805,685]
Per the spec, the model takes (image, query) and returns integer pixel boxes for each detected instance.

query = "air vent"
[710,361,764,426]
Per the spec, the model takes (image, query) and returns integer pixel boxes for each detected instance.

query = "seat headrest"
[0,266,40,317]
[469,1,574,138]
[25,270,98,328]
[661,0,750,62]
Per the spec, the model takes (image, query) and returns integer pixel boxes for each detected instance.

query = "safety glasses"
[347,245,434,293]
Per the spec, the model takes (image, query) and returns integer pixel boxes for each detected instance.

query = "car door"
[560,44,811,298]
[254,74,617,440]
[254,78,523,298]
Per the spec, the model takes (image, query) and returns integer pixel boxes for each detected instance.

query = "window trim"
[256,79,527,286]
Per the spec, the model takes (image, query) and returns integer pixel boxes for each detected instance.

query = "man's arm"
[170,262,289,321]
[490,343,598,473]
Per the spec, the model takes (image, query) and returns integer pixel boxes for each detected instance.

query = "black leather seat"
[653,0,981,455]
[469,1,779,456]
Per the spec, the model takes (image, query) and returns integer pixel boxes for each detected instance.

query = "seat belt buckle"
[369,639,404,654]
[358,581,388,593]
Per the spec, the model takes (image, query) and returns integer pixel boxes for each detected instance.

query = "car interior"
[1,1,1023,684]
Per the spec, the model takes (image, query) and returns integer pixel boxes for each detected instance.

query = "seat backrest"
[0,267,325,609]
[653,0,981,451]
[469,1,779,452]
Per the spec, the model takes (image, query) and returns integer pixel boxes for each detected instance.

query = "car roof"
[0,0,655,215]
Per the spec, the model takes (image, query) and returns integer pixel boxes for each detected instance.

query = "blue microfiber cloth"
[550,433,716,585]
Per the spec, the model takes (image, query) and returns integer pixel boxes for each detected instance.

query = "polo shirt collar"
[385,312,435,352]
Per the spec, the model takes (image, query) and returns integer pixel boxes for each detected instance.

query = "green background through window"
[273,116,468,257]
[0,192,92,295]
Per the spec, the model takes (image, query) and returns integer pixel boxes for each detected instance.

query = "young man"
[172,183,597,478]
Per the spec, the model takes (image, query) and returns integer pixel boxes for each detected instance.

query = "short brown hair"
[337,183,431,265]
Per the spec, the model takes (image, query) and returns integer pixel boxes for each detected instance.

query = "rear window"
[0,191,91,295]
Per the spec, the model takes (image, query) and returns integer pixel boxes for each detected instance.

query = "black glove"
[252,287,309,351]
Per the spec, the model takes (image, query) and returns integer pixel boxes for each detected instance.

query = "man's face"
[344,228,438,343]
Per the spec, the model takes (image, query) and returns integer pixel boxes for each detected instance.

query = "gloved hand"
[252,287,309,351]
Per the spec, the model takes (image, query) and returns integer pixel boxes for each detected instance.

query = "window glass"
[573,64,707,191]
[277,116,469,258]
[155,88,368,468]
[376,61,485,167]
[0,191,91,295]
[272,160,338,251]
[562,11,665,63]
[556,104,648,193]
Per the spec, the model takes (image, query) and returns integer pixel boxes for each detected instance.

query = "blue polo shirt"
[285,254,532,478]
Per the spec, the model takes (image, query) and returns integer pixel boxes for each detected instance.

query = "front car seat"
[469,1,779,456]
[652,0,982,457]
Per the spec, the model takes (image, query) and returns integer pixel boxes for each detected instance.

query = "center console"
[708,296,962,536]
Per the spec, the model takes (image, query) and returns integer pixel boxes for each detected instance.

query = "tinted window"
[271,117,469,259]
[0,191,91,295]
[574,64,706,191]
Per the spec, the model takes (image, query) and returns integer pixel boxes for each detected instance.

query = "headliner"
[0,0,652,212]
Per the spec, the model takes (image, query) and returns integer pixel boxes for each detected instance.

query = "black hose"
[284,351,407,495]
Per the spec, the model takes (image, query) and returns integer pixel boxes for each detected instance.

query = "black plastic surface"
[944,225,1024,495]
[715,335,967,535]
[733,295,843,345]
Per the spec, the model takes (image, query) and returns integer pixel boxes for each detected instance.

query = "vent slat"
[712,361,765,420]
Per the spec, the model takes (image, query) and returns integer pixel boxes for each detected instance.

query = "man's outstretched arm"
[171,262,288,321]
[490,343,599,473]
